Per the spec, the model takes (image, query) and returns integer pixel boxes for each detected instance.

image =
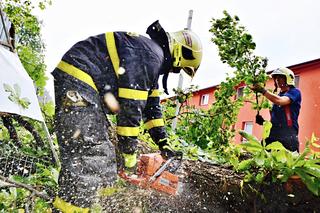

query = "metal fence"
[0,146,49,177]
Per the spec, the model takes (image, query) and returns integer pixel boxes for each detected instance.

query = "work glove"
[160,148,176,159]
[117,152,137,175]
[255,114,265,126]
[250,83,267,94]
[122,153,137,169]
[160,148,183,160]
[160,148,183,173]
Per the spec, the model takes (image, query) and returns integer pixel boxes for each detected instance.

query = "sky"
[38,0,320,98]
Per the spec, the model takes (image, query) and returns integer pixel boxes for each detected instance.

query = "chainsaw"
[118,152,182,195]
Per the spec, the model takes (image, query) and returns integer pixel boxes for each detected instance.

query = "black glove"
[251,84,267,94]
[160,148,183,160]
[255,114,265,126]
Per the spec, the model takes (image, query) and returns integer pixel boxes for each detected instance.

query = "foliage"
[3,83,31,109]
[0,164,58,211]
[162,11,269,151]
[39,101,55,133]
[0,1,57,212]
[210,10,268,86]
[235,129,320,196]
[2,0,51,96]
[158,11,320,198]
[206,11,320,196]
[194,10,269,148]
[161,85,197,125]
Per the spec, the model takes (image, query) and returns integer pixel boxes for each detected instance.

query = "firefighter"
[251,67,301,152]
[52,20,202,207]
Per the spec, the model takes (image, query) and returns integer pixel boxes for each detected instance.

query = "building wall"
[176,58,320,152]
[293,62,320,151]
[234,79,274,144]
[235,61,320,151]
[187,87,217,110]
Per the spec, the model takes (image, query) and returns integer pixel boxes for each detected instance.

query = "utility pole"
[171,9,193,130]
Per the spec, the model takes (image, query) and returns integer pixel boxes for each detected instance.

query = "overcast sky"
[38,0,320,98]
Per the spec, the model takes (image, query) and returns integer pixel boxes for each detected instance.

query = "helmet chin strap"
[273,80,278,93]
[162,72,169,95]
[276,82,290,92]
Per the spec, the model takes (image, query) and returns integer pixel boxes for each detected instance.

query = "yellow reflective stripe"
[117,126,140,137]
[53,196,90,213]
[149,89,160,97]
[57,61,98,91]
[145,118,164,130]
[119,88,148,100]
[106,32,120,78]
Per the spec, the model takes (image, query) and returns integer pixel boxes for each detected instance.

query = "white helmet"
[271,67,295,86]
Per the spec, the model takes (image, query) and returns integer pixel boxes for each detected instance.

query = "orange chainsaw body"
[119,153,180,195]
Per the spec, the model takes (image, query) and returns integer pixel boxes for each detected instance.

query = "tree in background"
[159,11,270,160]
[2,0,52,96]
[2,0,55,133]
[0,2,59,211]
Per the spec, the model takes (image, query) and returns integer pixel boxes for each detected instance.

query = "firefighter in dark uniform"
[52,20,202,208]
[252,67,301,152]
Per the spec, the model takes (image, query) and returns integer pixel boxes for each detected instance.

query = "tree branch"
[0,174,51,201]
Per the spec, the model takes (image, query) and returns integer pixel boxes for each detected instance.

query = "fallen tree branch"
[0,174,51,201]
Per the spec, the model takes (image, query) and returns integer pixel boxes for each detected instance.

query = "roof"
[162,57,320,100]
[196,57,320,93]
[267,58,320,74]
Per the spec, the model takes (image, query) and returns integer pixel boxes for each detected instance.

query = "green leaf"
[262,121,272,139]
[254,154,265,166]
[243,172,254,182]
[303,167,320,178]
[255,171,265,183]
[239,130,260,143]
[285,151,295,167]
[240,141,263,153]
[266,142,286,151]
[295,168,319,196]
[304,159,320,166]
[237,159,253,171]
[8,95,17,103]
[272,150,287,163]
[240,142,261,150]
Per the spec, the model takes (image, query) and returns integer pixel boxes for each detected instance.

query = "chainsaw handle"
[174,151,183,160]
[149,157,174,182]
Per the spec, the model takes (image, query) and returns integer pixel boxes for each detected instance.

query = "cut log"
[101,160,320,212]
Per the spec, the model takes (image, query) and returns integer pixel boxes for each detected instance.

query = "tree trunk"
[101,160,320,213]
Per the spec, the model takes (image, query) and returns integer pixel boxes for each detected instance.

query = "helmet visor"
[183,66,196,77]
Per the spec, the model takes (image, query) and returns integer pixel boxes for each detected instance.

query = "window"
[200,94,209,105]
[242,121,253,142]
[236,87,245,99]
[294,75,300,88]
